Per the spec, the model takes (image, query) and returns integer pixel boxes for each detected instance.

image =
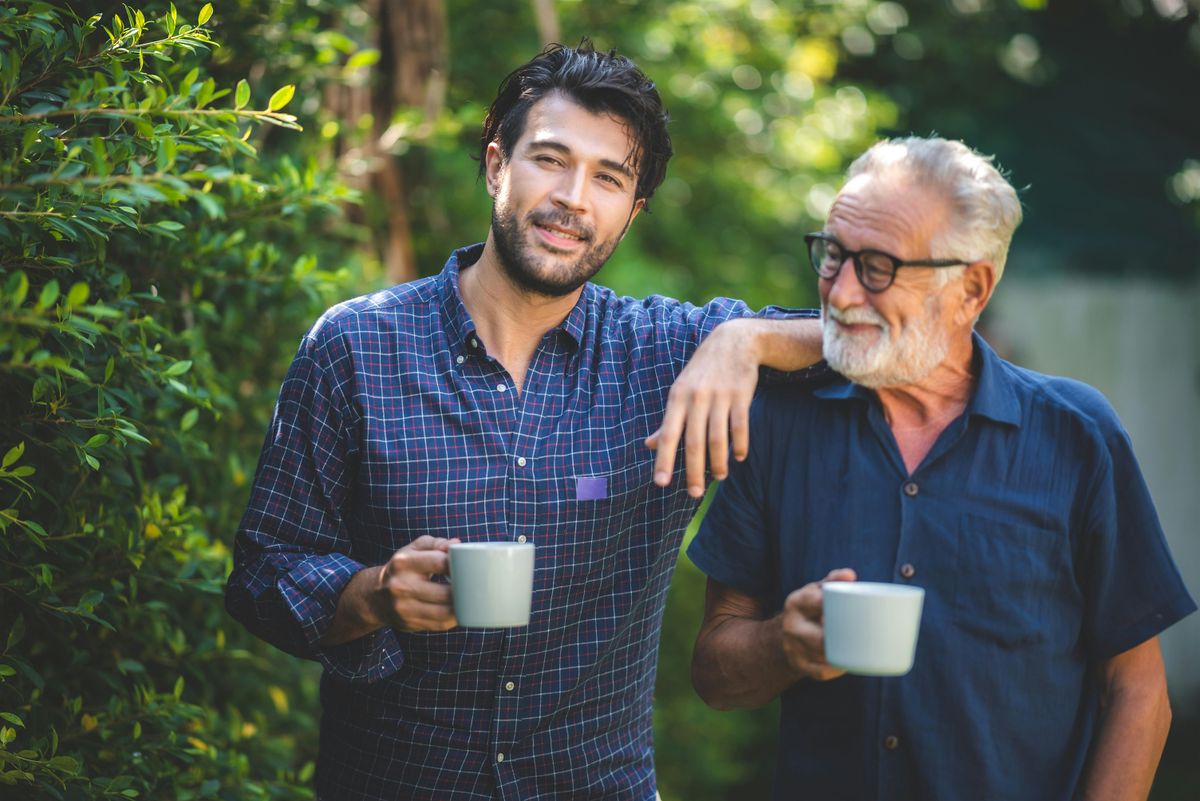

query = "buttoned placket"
[490,333,570,799]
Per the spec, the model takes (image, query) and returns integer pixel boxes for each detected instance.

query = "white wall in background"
[985,276,1200,711]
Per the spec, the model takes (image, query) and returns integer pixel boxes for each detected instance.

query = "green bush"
[0,3,364,797]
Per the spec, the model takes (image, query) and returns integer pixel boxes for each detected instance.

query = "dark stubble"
[490,203,628,298]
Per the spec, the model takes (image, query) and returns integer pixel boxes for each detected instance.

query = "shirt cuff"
[1094,590,1198,659]
[277,552,406,683]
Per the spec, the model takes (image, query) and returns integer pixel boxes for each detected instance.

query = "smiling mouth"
[534,222,587,242]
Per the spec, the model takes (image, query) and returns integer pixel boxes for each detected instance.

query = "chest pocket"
[952,512,1071,649]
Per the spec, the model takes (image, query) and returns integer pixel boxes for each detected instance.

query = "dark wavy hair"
[477,39,672,207]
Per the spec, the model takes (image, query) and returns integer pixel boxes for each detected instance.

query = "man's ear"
[618,198,646,241]
[959,260,997,325]
[484,141,506,197]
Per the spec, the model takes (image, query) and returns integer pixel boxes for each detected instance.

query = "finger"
[730,397,751,462]
[389,548,451,576]
[395,580,453,606]
[684,392,712,497]
[707,400,731,481]
[651,389,691,486]
[784,582,826,618]
[393,600,458,632]
[822,568,857,584]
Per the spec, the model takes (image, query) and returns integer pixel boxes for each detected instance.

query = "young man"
[226,41,823,800]
[687,136,1196,801]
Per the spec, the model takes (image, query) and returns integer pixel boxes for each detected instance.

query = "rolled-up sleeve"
[225,315,404,682]
[645,295,821,377]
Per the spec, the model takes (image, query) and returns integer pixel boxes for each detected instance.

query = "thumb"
[823,568,857,584]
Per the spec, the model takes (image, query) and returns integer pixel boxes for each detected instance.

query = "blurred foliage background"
[1,0,1196,799]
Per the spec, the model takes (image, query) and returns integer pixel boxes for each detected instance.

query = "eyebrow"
[528,139,637,180]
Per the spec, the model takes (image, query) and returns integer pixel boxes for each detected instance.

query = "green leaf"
[235,78,250,110]
[267,84,295,111]
[153,220,185,231]
[37,280,60,310]
[105,356,115,383]
[6,616,24,651]
[345,49,380,72]
[84,453,100,470]
[0,666,15,678]
[198,3,213,25]
[0,713,22,728]
[174,676,184,698]
[47,755,79,774]
[163,360,192,377]
[2,443,23,468]
[84,434,109,449]
[8,272,29,307]
[180,408,199,432]
[66,282,89,307]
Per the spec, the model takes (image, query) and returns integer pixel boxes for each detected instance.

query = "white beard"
[822,296,949,389]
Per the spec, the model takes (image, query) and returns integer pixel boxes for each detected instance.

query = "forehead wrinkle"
[828,178,949,258]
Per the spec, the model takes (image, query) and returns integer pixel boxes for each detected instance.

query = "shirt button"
[903,481,919,497]
[516,534,528,543]
[471,338,479,348]
[497,384,507,393]
[883,735,900,750]
[900,563,916,579]
[516,456,527,467]
[496,752,505,763]
[455,355,465,365]
[505,681,515,691]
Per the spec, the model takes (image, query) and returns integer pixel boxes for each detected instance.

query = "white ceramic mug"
[448,542,535,628]
[822,581,925,676]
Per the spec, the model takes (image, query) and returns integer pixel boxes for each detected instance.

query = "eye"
[596,173,624,189]
[861,253,896,285]
[535,155,563,167]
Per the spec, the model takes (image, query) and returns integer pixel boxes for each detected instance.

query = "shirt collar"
[965,331,1021,427]
[812,331,1021,428]
[438,243,587,354]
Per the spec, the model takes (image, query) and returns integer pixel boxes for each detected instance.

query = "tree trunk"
[531,0,560,47]
[326,0,447,285]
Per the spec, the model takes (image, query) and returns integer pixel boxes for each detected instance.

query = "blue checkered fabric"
[226,243,821,800]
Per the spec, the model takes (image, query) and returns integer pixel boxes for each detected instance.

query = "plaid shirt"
[226,244,820,800]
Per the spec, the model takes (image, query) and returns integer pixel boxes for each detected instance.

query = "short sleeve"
[1080,421,1196,658]
[686,395,779,599]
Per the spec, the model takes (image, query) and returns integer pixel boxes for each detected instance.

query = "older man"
[686,137,1196,801]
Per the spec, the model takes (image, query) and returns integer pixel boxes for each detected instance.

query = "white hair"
[845,136,1023,283]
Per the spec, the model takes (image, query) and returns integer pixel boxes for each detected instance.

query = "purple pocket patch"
[575,476,608,501]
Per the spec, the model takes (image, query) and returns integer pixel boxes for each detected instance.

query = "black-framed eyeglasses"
[804,232,970,293]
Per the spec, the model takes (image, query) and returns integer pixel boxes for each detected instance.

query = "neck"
[458,236,582,392]
[874,333,975,475]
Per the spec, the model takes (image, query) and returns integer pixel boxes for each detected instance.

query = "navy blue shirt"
[688,333,1195,801]
[226,244,821,800]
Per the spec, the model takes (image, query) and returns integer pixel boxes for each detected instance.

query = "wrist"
[357,565,389,630]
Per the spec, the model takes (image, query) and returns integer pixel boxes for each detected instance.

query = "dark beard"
[490,204,623,298]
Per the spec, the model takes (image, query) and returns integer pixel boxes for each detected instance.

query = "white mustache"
[825,305,888,328]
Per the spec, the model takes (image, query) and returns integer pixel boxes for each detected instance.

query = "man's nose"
[550,167,589,213]
[823,256,867,309]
